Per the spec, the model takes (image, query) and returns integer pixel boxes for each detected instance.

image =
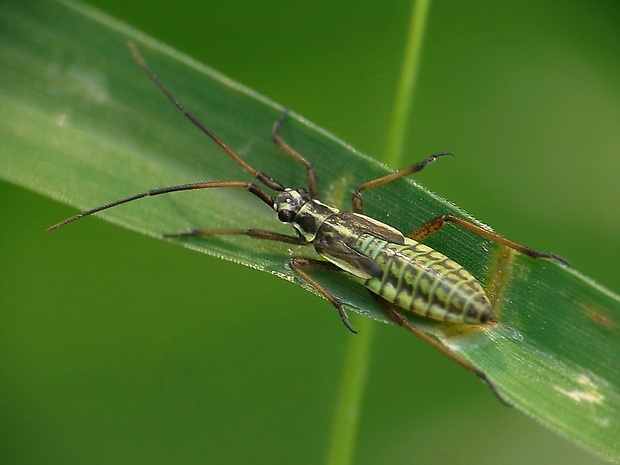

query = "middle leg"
[166,227,357,332]
[288,257,357,333]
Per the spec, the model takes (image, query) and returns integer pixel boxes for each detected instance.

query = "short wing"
[314,237,381,280]
[313,212,404,280]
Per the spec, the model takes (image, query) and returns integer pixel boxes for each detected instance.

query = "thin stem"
[325,2,432,464]
[384,0,431,168]
[325,316,374,465]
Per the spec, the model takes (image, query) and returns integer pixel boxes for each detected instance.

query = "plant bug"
[47,43,569,405]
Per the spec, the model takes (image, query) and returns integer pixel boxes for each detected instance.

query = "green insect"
[47,43,568,404]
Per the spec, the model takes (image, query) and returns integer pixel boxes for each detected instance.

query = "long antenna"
[127,42,284,192]
[45,181,274,232]
[46,43,289,232]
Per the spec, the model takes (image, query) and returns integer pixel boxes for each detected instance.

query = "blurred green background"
[1,1,619,464]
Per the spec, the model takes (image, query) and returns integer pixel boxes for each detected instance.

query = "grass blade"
[1,0,618,462]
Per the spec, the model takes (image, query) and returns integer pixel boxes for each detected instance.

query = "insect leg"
[408,214,570,265]
[288,258,357,333]
[167,230,356,332]
[272,111,319,199]
[374,296,511,406]
[352,152,452,213]
[165,228,306,245]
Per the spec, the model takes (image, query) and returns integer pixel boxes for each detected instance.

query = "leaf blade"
[1,0,619,462]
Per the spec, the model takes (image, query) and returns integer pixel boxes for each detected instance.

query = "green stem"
[384,0,431,168]
[325,316,374,465]
[325,2,432,464]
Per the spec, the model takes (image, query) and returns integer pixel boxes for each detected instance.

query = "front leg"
[164,228,307,245]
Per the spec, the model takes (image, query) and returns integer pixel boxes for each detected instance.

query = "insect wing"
[313,212,404,280]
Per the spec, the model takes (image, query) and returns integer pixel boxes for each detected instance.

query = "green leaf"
[1,1,618,463]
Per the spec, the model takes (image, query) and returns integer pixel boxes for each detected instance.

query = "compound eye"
[278,209,295,223]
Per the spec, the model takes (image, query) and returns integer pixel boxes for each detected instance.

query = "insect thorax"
[273,188,339,242]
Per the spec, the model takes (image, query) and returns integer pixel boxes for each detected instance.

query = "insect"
[47,43,568,404]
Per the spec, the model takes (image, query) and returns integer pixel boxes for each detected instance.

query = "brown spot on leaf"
[582,303,618,332]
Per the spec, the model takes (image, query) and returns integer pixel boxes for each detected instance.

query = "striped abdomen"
[355,233,494,324]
